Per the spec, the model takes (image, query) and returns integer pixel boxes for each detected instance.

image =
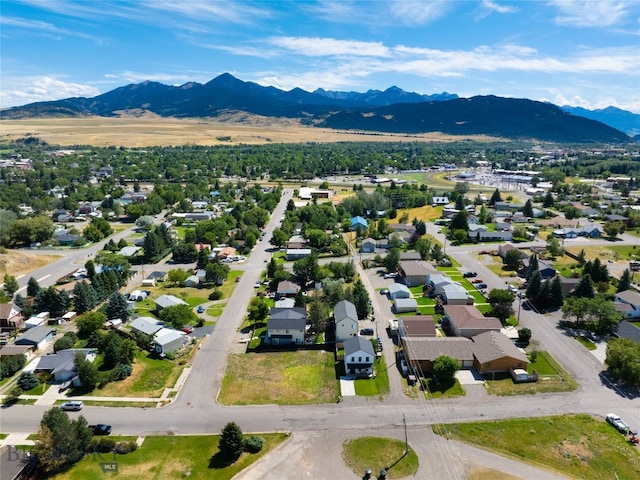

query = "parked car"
[463,272,477,278]
[196,305,205,314]
[508,284,518,293]
[89,424,112,436]
[183,326,194,334]
[254,281,260,288]
[60,401,83,411]
[360,328,374,336]
[380,288,389,295]
[471,278,484,284]
[606,413,630,433]
[400,359,408,376]
[383,272,398,279]
[475,283,488,289]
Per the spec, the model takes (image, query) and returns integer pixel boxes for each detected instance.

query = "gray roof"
[334,300,358,323]
[616,289,640,306]
[400,261,436,277]
[402,337,474,362]
[344,336,375,357]
[267,315,307,331]
[616,320,640,342]
[155,294,188,309]
[36,348,95,375]
[15,325,56,345]
[395,298,418,308]
[471,331,529,364]
[269,307,306,321]
[130,316,163,335]
[388,284,411,296]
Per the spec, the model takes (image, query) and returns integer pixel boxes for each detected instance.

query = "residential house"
[183,275,200,288]
[155,295,188,311]
[25,312,49,329]
[432,196,449,206]
[388,284,411,300]
[286,248,312,260]
[53,230,81,246]
[443,305,502,338]
[401,337,474,372]
[350,216,368,231]
[614,289,640,319]
[0,302,24,331]
[399,261,436,287]
[266,308,307,345]
[343,336,375,377]
[399,251,421,261]
[471,331,529,375]
[287,235,307,250]
[130,317,163,337]
[615,320,640,343]
[119,246,142,257]
[398,316,437,337]
[360,238,377,253]
[35,348,96,383]
[334,300,359,342]
[0,345,32,361]
[274,298,295,308]
[153,328,188,355]
[441,284,471,305]
[394,298,418,313]
[474,230,513,242]
[14,325,56,350]
[538,260,557,280]
[277,280,301,298]
[497,243,523,261]
[558,277,581,296]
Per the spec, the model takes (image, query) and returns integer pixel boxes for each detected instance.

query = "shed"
[153,328,187,355]
[15,325,56,350]
[394,298,418,313]
[388,284,411,300]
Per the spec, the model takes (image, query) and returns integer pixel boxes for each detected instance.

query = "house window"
[351,357,355,362]
[286,330,289,334]
[365,357,369,362]
[358,357,362,362]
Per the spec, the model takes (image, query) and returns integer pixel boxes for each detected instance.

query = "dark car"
[360,328,374,336]
[463,272,477,278]
[89,424,112,436]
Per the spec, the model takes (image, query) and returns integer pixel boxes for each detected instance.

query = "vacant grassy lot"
[398,205,443,222]
[50,433,288,480]
[342,437,419,478]
[219,350,339,405]
[0,250,61,280]
[435,414,640,480]
[86,351,183,398]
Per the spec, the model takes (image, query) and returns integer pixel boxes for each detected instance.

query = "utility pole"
[402,414,408,455]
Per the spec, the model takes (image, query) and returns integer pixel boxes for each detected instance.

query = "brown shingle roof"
[402,337,474,362]
[471,331,528,364]
[444,305,502,331]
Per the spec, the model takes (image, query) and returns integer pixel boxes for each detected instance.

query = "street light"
[402,414,408,455]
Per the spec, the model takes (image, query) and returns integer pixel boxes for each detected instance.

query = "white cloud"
[268,37,391,57]
[104,71,194,85]
[551,94,640,113]
[0,76,99,108]
[1,15,102,41]
[481,0,517,14]
[389,0,453,25]
[548,0,631,27]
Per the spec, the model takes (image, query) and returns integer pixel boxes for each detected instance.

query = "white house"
[130,316,163,336]
[343,336,375,377]
[394,298,418,313]
[15,326,56,350]
[335,300,359,342]
[153,328,188,355]
[388,284,411,300]
[35,348,96,384]
[155,295,188,311]
[266,311,307,346]
[360,238,377,253]
[614,289,640,319]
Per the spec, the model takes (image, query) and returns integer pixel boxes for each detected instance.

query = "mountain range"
[0,73,634,143]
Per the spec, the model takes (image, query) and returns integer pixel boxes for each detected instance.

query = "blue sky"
[2,0,639,112]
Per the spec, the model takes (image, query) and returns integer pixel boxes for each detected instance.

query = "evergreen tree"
[574,274,595,298]
[143,231,164,262]
[27,276,41,297]
[526,270,542,302]
[196,247,210,269]
[348,279,371,320]
[84,260,96,281]
[617,268,632,293]
[34,287,60,314]
[489,188,502,206]
[526,254,539,282]
[522,199,534,218]
[75,353,98,391]
[105,292,129,321]
[72,281,97,314]
[543,192,554,208]
[549,275,564,308]
[538,279,551,307]
[450,210,469,232]
[218,422,244,462]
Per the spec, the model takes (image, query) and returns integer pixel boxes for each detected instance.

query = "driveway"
[456,369,485,385]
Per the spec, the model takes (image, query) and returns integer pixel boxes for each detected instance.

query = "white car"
[508,284,518,293]
[60,401,83,411]
[606,413,630,433]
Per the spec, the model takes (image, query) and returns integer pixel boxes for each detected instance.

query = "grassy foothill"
[218,350,339,405]
[50,433,289,480]
[342,436,419,478]
[434,414,640,480]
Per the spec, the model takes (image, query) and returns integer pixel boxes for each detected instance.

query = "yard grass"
[434,414,640,480]
[398,205,443,222]
[422,378,465,398]
[468,290,487,304]
[342,437,419,478]
[575,336,597,351]
[54,399,156,408]
[218,350,339,405]
[80,351,183,398]
[415,305,436,315]
[21,382,51,396]
[415,297,436,306]
[485,351,577,395]
[206,306,224,317]
[475,304,492,314]
[50,433,289,480]
[353,352,390,397]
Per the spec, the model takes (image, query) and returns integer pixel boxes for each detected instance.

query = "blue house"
[350,216,368,231]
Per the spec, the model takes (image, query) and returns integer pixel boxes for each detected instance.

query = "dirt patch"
[554,437,593,463]
[467,467,524,480]
[0,250,61,281]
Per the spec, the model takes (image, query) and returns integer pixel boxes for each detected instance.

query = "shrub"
[113,364,132,380]
[114,441,137,454]
[208,290,223,301]
[17,372,40,391]
[90,437,116,453]
[244,435,264,453]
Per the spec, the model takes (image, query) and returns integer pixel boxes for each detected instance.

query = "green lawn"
[434,415,640,480]
[51,433,288,480]
[576,336,597,350]
[354,352,390,397]
[422,378,465,398]
[606,244,640,260]
[415,297,436,306]
[22,382,51,396]
[342,437,419,478]
[219,350,339,405]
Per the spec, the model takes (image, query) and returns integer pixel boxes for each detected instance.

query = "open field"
[435,414,640,480]
[218,350,340,405]
[0,115,499,147]
[0,250,61,281]
[50,433,289,480]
